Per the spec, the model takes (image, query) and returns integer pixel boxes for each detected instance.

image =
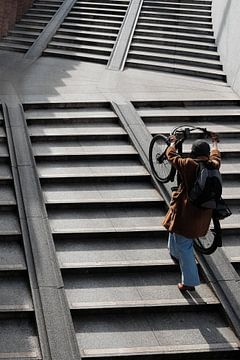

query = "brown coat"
[162,146,221,238]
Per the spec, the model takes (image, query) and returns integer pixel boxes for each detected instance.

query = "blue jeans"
[168,232,200,286]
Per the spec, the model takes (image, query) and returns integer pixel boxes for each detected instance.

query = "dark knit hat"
[190,139,210,157]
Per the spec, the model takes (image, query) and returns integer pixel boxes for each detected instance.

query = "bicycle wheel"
[149,134,174,183]
[193,217,222,255]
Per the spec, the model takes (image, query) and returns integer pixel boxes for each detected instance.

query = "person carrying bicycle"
[162,132,220,291]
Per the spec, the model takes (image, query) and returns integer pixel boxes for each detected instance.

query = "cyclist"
[162,132,220,291]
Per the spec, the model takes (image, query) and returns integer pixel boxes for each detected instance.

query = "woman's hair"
[190,139,210,158]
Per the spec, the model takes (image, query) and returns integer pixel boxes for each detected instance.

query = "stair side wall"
[212,0,240,96]
[0,0,33,38]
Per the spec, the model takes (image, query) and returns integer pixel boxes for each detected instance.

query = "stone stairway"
[44,0,130,63]
[0,0,64,53]
[12,99,239,359]
[0,0,226,81]
[126,0,226,80]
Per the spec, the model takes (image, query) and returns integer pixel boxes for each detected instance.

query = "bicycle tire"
[194,217,222,255]
[149,134,174,183]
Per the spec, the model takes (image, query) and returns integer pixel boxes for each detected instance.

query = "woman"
[162,133,221,291]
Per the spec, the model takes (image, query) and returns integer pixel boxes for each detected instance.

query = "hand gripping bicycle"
[149,125,222,255]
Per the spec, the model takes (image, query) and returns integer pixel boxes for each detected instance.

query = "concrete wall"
[0,0,33,38]
[212,0,240,96]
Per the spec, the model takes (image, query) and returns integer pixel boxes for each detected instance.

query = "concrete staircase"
[126,0,226,81]
[0,0,226,81]
[14,99,239,359]
[0,0,64,53]
[44,0,130,63]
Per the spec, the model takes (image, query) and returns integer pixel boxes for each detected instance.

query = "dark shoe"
[170,255,179,264]
[178,283,195,292]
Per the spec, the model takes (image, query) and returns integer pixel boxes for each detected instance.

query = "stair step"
[43,181,162,204]
[0,318,41,359]
[19,19,49,26]
[137,22,214,35]
[134,28,215,43]
[0,238,27,271]
[72,6,127,15]
[8,30,41,38]
[74,311,240,358]
[127,58,226,81]
[146,122,240,136]
[138,107,240,118]
[64,271,218,310]
[0,43,29,52]
[48,203,166,234]
[44,47,110,63]
[130,43,219,60]
[57,28,117,40]
[48,40,112,52]
[29,125,125,137]
[141,10,211,22]
[24,13,54,21]
[14,24,44,32]
[52,34,115,46]
[67,12,124,21]
[133,35,217,51]
[25,108,117,121]
[64,17,122,27]
[143,1,211,11]
[60,22,119,33]
[74,1,129,9]
[38,161,149,179]
[128,50,222,70]
[1,36,34,46]
[32,142,138,157]
[0,274,34,312]
[139,15,213,28]
[142,5,211,17]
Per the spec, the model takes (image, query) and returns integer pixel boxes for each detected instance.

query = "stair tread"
[135,28,215,40]
[72,6,127,13]
[43,187,162,204]
[133,34,216,47]
[65,16,122,25]
[25,109,117,119]
[33,143,137,156]
[141,10,211,21]
[142,5,211,15]
[76,311,240,358]
[129,50,221,65]
[139,107,240,117]
[57,29,117,38]
[131,41,218,56]
[0,318,41,358]
[127,58,225,75]
[53,34,115,44]
[65,271,218,308]
[137,22,213,36]
[60,22,119,31]
[29,125,125,136]
[0,43,29,50]
[38,166,149,178]
[45,46,110,58]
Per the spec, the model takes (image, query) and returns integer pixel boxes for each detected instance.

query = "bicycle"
[149,124,222,255]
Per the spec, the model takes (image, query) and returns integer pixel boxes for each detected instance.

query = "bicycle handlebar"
[171,125,211,136]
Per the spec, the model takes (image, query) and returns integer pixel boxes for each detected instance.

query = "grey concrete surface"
[74,311,240,357]
[0,50,237,105]
[212,0,240,97]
